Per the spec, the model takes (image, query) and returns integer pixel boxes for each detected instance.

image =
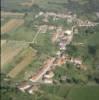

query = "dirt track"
[1,11,25,17]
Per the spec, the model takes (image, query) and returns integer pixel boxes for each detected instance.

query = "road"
[31,26,42,43]
[30,58,55,82]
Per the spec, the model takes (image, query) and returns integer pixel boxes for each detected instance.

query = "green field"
[72,25,99,65]
[8,26,36,42]
[38,85,99,100]
[1,0,32,12]
[40,84,99,100]
[67,85,99,100]
[1,17,11,26]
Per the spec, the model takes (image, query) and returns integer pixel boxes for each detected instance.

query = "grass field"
[14,53,48,81]
[41,84,72,98]
[1,0,32,12]
[34,32,58,55]
[1,19,24,34]
[8,26,36,42]
[7,47,36,78]
[1,17,10,26]
[67,85,99,100]
[1,11,25,18]
[72,26,99,65]
[1,41,27,69]
[40,84,99,100]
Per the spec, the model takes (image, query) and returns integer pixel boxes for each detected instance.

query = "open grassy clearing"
[7,47,36,78]
[1,19,24,34]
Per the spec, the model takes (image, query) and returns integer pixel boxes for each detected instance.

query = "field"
[1,11,25,18]
[40,84,99,100]
[14,53,49,81]
[1,41,27,69]
[8,25,36,42]
[1,40,6,47]
[1,0,32,12]
[1,19,24,34]
[72,25,99,66]
[67,85,99,100]
[1,17,10,26]
[7,47,36,78]
[34,31,57,56]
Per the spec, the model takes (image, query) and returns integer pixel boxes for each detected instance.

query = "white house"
[64,30,72,35]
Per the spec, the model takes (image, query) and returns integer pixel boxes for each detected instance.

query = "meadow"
[67,85,99,100]
[40,84,99,100]
[1,0,32,12]
[8,26,37,42]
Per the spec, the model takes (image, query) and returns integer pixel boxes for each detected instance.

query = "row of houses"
[17,58,55,93]
[77,19,98,27]
[35,11,75,19]
[29,57,55,82]
[17,81,39,94]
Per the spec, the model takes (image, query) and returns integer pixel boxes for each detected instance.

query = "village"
[15,10,99,94]
[1,0,99,100]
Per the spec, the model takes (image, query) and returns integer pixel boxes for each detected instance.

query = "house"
[17,81,31,92]
[43,78,53,84]
[74,28,78,34]
[43,71,54,84]
[74,58,82,65]
[54,56,66,66]
[52,32,60,43]
[43,17,48,22]
[44,71,54,79]
[70,57,82,65]
[67,17,73,23]
[39,12,44,16]
[48,26,56,30]
[96,12,99,18]
[26,85,39,94]
[59,42,66,50]
[64,30,72,35]
[29,58,55,82]
[40,25,48,33]
[56,51,61,56]
[77,64,87,70]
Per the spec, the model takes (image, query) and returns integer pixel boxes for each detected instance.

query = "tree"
[66,45,79,57]
[88,45,97,56]
[93,71,99,84]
